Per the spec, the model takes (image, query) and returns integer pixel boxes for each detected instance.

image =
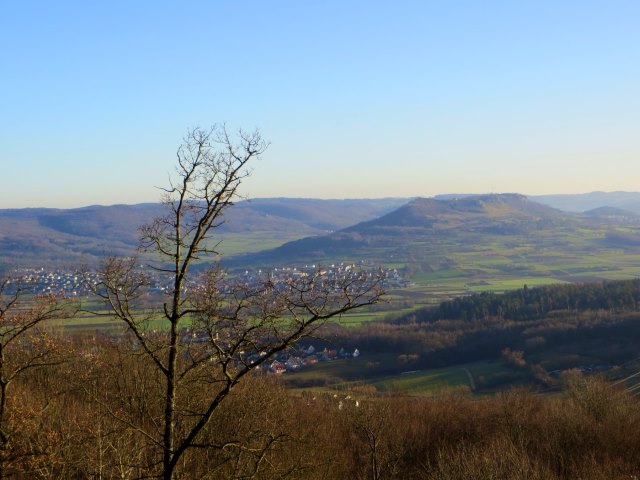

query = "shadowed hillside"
[346,193,570,233]
[0,198,408,267]
[237,194,581,264]
[232,194,640,293]
[583,206,639,219]
[534,191,640,214]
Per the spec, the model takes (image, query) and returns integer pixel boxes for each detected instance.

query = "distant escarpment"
[0,198,407,268]
[236,194,586,266]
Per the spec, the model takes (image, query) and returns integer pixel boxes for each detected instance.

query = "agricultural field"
[285,356,528,396]
[211,231,313,257]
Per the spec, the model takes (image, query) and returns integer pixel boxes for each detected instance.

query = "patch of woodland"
[315,280,640,381]
[5,343,640,479]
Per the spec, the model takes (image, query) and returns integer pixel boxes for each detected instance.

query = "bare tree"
[93,126,384,479]
[349,399,404,480]
[0,277,73,477]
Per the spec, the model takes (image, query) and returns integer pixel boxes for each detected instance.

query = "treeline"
[3,279,640,476]
[411,279,640,323]
[322,280,640,371]
[8,352,640,479]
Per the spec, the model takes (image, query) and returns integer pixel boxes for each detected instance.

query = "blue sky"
[2,1,639,207]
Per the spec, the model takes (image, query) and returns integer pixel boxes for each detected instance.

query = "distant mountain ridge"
[3,192,640,271]
[583,206,639,218]
[348,194,568,232]
[0,198,408,268]
[236,194,579,266]
[532,191,640,214]
[436,191,640,215]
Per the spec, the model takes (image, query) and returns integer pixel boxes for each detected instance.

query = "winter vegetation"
[2,127,640,478]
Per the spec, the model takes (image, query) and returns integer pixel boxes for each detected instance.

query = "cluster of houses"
[265,345,361,375]
[10,261,407,298]
[264,345,360,375]
[238,262,408,290]
[182,328,360,375]
[8,268,99,296]
[179,330,362,376]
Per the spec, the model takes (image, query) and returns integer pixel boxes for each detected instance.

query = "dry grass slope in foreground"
[6,347,640,479]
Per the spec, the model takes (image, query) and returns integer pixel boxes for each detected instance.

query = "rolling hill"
[533,191,640,214]
[232,194,640,291]
[345,194,569,232]
[0,198,408,268]
[3,192,640,291]
[238,194,578,262]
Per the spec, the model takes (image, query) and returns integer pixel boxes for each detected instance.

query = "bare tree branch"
[94,125,383,479]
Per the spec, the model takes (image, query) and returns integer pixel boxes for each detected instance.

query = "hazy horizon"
[3,190,640,211]
[3,1,639,208]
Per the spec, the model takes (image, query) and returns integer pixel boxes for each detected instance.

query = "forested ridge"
[321,280,640,374]
[4,267,640,478]
[8,360,640,479]
[411,279,640,323]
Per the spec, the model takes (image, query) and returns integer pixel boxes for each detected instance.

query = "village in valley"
[260,344,360,376]
[9,262,407,296]
[11,264,375,379]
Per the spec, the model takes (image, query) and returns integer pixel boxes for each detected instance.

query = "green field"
[285,355,526,396]
[385,231,640,303]
[370,366,470,394]
[213,231,313,256]
[32,217,640,400]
